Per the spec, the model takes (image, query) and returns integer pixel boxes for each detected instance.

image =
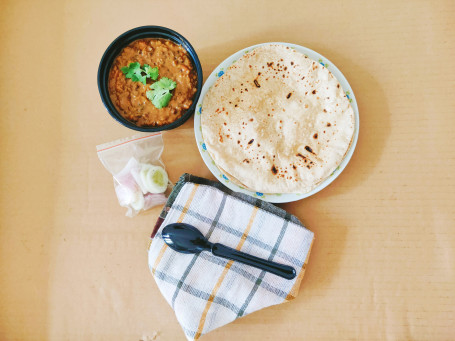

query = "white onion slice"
[115,185,137,206]
[143,192,167,210]
[130,192,145,211]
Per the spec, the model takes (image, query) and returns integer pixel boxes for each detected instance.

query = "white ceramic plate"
[194,42,359,203]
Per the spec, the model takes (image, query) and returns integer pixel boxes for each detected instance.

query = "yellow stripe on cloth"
[194,206,259,340]
[285,238,314,300]
[151,184,199,275]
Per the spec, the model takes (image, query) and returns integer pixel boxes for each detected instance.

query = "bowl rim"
[97,25,203,132]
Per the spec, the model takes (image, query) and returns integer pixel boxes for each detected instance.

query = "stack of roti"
[201,44,355,194]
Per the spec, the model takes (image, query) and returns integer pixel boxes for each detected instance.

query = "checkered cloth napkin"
[148,174,314,340]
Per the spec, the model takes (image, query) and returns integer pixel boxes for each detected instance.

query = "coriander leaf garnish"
[143,64,159,81]
[156,77,177,90]
[120,62,141,77]
[146,89,172,109]
[121,62,147,85]
[146,77,177,109]
[120,63,159,85]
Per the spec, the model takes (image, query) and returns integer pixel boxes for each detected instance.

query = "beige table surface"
[1,0,455,340]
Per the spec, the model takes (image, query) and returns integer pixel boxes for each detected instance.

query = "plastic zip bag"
[96,133,170,217]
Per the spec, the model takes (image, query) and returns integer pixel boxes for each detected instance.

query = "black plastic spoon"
[162,223,296,280]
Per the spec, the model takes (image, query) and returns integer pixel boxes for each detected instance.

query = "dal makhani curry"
[108,38,197,127]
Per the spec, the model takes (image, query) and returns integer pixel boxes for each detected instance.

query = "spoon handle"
[211,243,296,280]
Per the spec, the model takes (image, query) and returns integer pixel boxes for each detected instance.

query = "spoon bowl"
[162,223,211,254]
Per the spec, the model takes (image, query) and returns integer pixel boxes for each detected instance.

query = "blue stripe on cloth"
[170,194,228,308]
[196,249,289,299]
[236,214,291,317]
[153,269,241,315]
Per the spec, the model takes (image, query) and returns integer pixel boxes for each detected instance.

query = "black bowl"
[97,26,203,132]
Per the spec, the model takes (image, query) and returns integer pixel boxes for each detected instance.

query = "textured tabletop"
[1,0,454,340]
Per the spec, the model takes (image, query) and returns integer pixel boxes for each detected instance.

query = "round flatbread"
[201,44,355,194]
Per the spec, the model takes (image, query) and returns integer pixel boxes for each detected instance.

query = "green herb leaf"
[156,77,176,90]
[120,62,147,85]
[131,73,147,85]
[146,89,172,109]
[147,77,177,109]
[143,64,159,81]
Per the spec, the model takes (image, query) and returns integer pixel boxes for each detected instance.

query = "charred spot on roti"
[248,139,254,144]
[312,90,317,94]
[292,165,296,169]
[271,165,278,175]
[267,62,274,67]
[254,79,261,88]
[323,109,327,113]
[313,133,318,139]
[249,118,254,122]
[296,153,307,161]
[243,159,250,163]
[305,146,315,154]
[234,104,238,107]
[327,122,331,127]
[286,93,292,99]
